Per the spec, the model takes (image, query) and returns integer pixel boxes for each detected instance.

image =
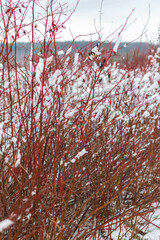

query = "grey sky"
[60,0,160,42]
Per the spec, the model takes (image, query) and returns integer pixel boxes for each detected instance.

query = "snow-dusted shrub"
[0,0,160,239]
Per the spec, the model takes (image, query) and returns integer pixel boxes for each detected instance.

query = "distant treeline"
[0,41,152,62]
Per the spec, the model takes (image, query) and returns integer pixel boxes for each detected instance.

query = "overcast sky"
[59,0,160,43]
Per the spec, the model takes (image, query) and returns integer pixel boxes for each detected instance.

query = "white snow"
[48,69,62,88]
[64,109,78,119]
[15,150,21,167]
[35,58,44,84]
[143,110,150,118]
[70,158,76,163]
[91,46,101,56]
[31,190,36,196]
[46,55,53,66]
[66,46,72,55]
[75,148,88,158]
[64,56,70,67]
[113,34,122,53]
[11,137,17,144]
[0,122,3,141]
[4,81,9,89]
[73,53,79,66]
[71,149,88,163]
[26,214,31,220]
[0,219,14,232]
[144,206,160,240]
[58,50,64,55]
[0,63,3,70]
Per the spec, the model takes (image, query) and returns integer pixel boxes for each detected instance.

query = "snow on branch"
[113,34,122,53]
[0,219,14,232]
[71,148,88,163]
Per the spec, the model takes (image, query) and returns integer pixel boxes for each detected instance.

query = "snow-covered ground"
[111,206,160,239]
[145,207,160,240]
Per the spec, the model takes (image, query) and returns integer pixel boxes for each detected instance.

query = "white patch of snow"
[66,46,72,55]
[0,219,14,232]
[92,62,98,71]
[58,50,64,55]
[73,53,79,66]
[26,214,31,220]
[11,137,17,144]
[0,63,3,70]
[143,111,150,118]
[91,46,101,56]
[31,190,36,196]
[64,56,70,67]
[36,58,44,84]
[46,55,53,66]
[15,150,21,167]
[48,69,62,88]
[113,34,122,53]
[144,206,160,240]
[0,122,3,141]
[4,81,9,89]
[71,148,88,163]
[65,109,78,119]
[57,84,61,93]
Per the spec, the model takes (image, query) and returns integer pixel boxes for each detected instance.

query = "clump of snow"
[35,56,54,84]
[31,189,36,196]
[113,34,122,53]
[35,58,44,84]
[4,81,9,89]
[0,63,3,70]
[64,56,70,67]
[0,122,3,142]
[88,45,101,60]
[71,148,88,164]
[91,46,101,56]
[66,46,72,55]
[11,137,17,144]
[64,109,78,119]
[26,214,31,220]
[15,150,21,167]
[75,148,88,158]
[0,219,14,232]
[58,50,64,55]
[45,55,53,66]
[73,53,79,67]
[48,69,63,90]
[143,110,150,118]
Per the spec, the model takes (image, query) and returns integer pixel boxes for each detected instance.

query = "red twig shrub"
[0,1,160,239]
